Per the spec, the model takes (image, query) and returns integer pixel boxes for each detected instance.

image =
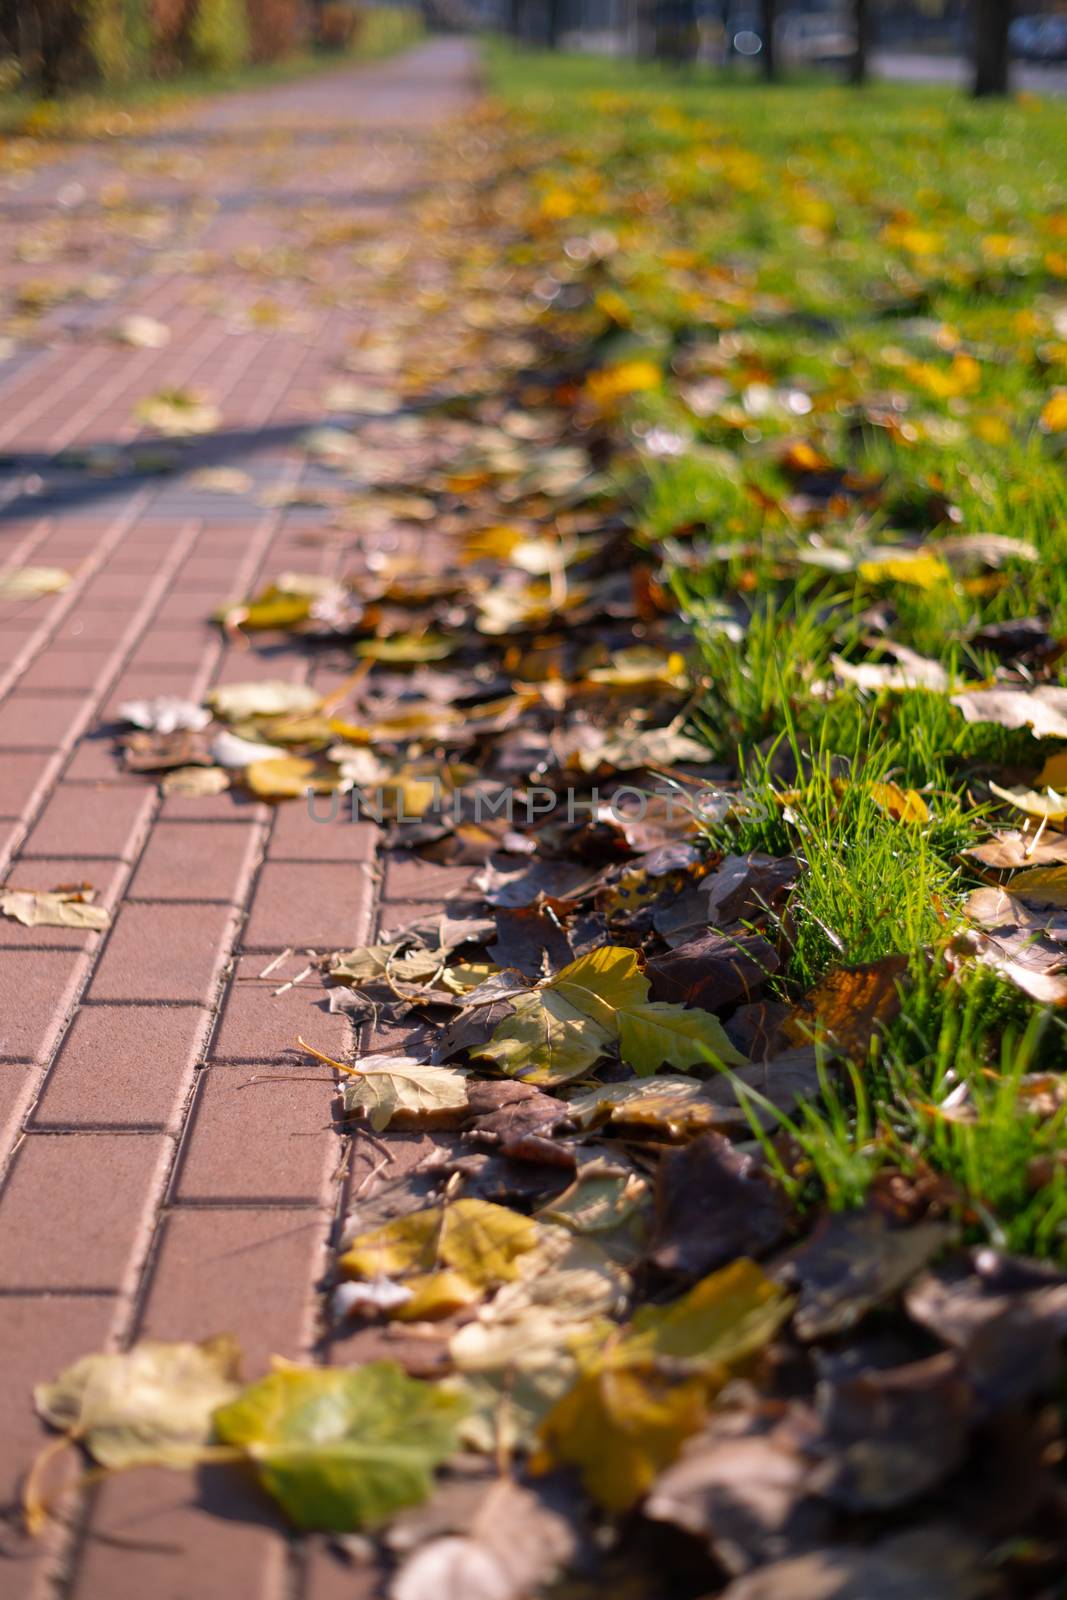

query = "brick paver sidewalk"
[0,40,476,1599]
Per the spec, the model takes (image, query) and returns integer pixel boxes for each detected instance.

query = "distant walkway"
[873,49,1067,96]
[0,38,475,1600]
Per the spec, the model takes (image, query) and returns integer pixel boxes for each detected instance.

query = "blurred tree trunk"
[21,0,88,94]
[761,0,777,79]
[849,0,868,84]
[546,0,564,47]
[0,0,19,59]
[973,0,1010,96]
[508,0,523,38]
[678,0,698,64]
[657,0,697,62]
[635,0,656,58]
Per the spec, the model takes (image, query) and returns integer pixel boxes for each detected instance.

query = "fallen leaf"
[0,566,71,600]
[534,1362,709,1513]
[212,1362,466,1530]
[869,781,929,823]
[244,756,339,800]
[340,1197,539,1289]
[342,1054,470,1132]
[717,1526,986,1600]
[35,1336,241,1467]
[534,1260,790,1510]
[113,314,170,348]
[645,1408,829,1574]
[475,947,745,1086]
[964,830,1067,870]
[538,1161,651,1265]
[390,1478,579,1600]
[122,727,211,772]
[188,466,253,494]
[987,781,1067,820]
[0,888,109,930]
[702,853,800,925]
[955,924,1067,1005]
[567,1050,820,1138]
[811,1349,971,1510]
[646,929,779,1012]
[160,765,230,798]
[857,549,949,590]
[951,685,1067,739]
[650,1134,788,1281]
[464,1078,570,1151]
[1039,388,1067,432]
[207,681,321,721]
[118,696,211,735]
[784,956,908,1062]
[936,532,1039,571]
[135,387,220,436]
[782,1210,952,1340]
[905,1251,1067,1407]
[831,648,949,693]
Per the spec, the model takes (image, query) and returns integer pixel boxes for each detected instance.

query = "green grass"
[490,44,1067,1261]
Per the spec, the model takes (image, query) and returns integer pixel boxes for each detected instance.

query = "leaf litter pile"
[25,58,1067,1600]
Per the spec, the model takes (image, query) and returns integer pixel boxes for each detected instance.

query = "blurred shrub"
[317,1,364,52]
[87,0,152,84]
[149,0,197,74]
[357,5,423,57]
[11,0,412,96]
[248,0,308,63]
[188,0,251,71]
[316,3,424,57]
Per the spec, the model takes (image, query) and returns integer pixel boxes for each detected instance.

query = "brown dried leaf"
[650,1134,788,1281]
[646,928,779,1012]
[782,1209,953,1340]
[951,684,1067,739]
[783,956,908,1062]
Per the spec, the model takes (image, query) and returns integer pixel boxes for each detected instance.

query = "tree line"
[508,0,1012,98]
[0,0,367,97]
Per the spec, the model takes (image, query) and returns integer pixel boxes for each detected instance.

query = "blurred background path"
[0,37,475,1600]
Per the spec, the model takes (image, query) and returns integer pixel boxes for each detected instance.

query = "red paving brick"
[69,1469,290,1600]
[63,740,144,783]
[268,802,379,863]
[21,782,155,859]
[210,954,349,1063]
[0,691,85,745]
[0,1133,169,1289]
[0,1293,116,1584]
[0,949,86,1062]
[0,1064,35,1151]
[303,1546,383,1600]
[0,750,54,817]
[87,901,239,1003]
[0,39,474,1592]
[241,861,374,952]
[15,648,112,692]
[31,1003,209,1129]
[48,610,141,649]
[137,1207,326,1370]
[174,1066,339,1203]
[128,820,261,903]
[382,852,477,904]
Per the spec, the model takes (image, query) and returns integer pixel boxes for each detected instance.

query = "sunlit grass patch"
[492,42,1067,1259]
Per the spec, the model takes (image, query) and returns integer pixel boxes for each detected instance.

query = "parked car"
[1010,13,1067,61]
[778,12,855,65]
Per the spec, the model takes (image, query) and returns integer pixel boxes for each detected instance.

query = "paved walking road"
[0,40,476,1600]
